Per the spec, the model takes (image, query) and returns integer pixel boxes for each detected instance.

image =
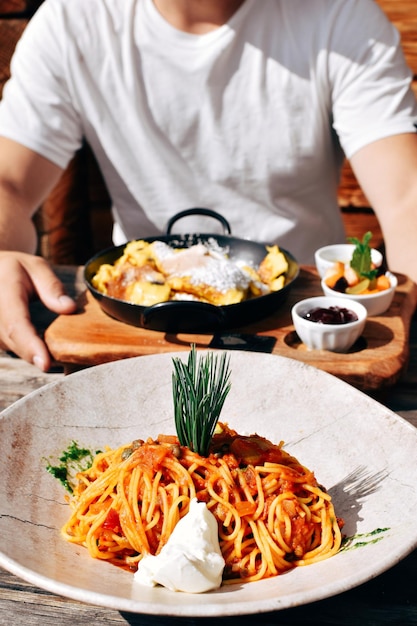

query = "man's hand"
[0,251,77,371]
[0,138,72,369]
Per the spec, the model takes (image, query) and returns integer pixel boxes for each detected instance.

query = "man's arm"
[350,132,417,284]
[0,137,68,250]
[0,137,77,370]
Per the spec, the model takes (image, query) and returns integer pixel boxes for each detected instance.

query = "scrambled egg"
[91,240,289,307]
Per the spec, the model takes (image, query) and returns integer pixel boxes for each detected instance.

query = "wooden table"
[45,266,417,393]
[1,265,417,625]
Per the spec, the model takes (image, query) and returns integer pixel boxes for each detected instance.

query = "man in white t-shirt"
[0,0,417,370]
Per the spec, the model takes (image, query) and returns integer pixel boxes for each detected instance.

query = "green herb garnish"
[45,441,98,493]
[172,345,231,456]
[348,231,378,280]
[340,527,389,551]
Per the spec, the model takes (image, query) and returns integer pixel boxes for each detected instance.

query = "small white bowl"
[291,296,367,352]
[321,272,397,316]
[315,244,383,279]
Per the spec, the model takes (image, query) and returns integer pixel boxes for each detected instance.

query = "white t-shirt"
[0,0,416,263]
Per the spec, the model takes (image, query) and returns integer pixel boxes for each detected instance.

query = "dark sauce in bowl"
[303,306,358,325]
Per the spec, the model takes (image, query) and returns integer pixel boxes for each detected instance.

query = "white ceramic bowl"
[291,296,367,352]
[321,272,397,316]
[315,244,383,279]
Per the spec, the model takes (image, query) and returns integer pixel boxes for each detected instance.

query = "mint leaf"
[347,232,378,280]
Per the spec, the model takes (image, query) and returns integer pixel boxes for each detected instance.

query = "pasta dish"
[61,423,343,584]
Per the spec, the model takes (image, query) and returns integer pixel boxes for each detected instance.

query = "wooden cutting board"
[45,267,417,391]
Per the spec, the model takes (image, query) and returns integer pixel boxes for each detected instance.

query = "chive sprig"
[172,345,231,456]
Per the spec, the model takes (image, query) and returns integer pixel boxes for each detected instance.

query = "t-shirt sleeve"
[0,0,83,169]
[328,0,417,159]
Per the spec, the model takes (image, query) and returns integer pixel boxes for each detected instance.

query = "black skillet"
[84,208,300,333]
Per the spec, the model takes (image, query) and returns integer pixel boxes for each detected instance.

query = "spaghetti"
[62,424,343,584]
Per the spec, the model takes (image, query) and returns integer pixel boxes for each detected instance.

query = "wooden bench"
[1,0,416,262]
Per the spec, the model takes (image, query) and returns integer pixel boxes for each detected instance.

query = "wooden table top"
[44,266,417,392]
[1,264,417,625]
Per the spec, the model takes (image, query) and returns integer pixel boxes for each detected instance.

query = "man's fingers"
[3,317,51,371]
[36,279,77,314]
[21,256,77,314]
[0,252,76,369]
[0,278,51,370]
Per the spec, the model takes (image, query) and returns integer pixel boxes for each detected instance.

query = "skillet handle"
[140,300,227,332]
[165,208,232,235]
